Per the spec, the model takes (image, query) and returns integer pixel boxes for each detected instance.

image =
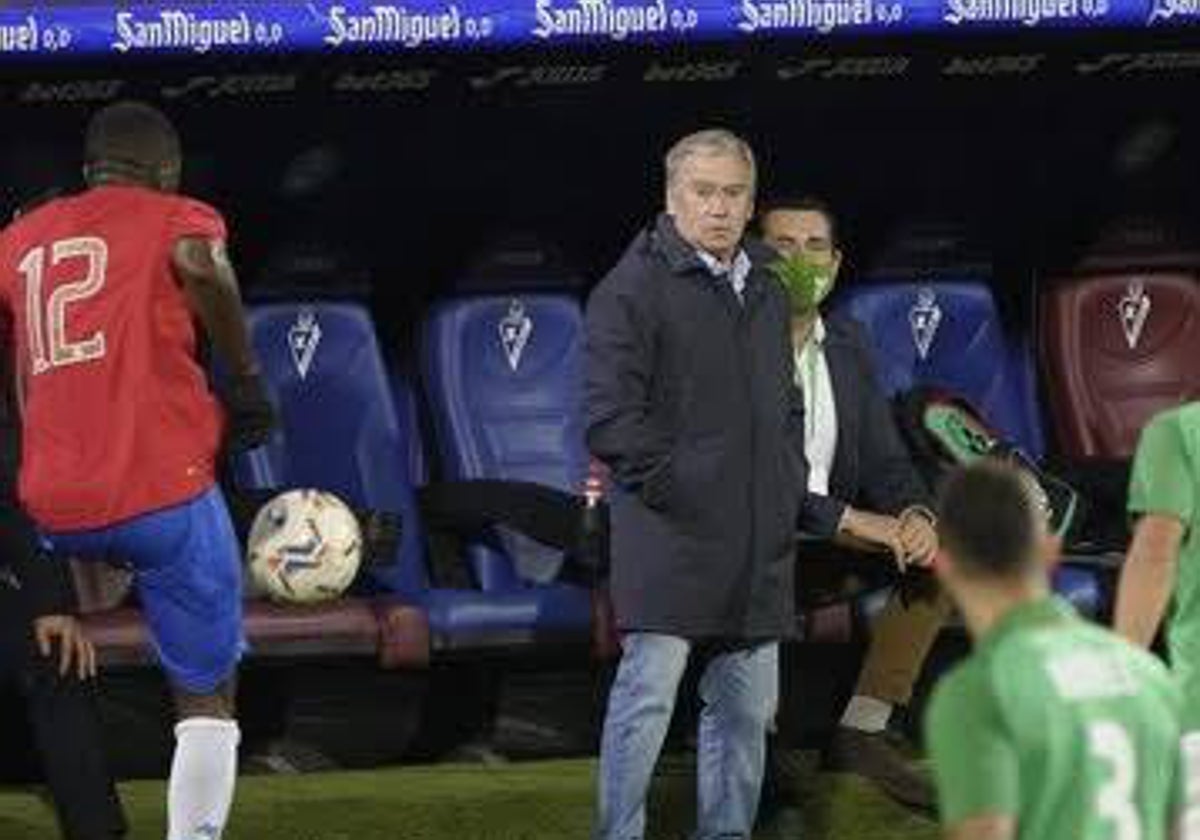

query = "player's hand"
[33,615,97,680]
[898,506,938,568]
[839,508,907,571]
[224,372,277,454]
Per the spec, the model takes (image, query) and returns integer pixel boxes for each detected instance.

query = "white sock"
[167,718,240,840]
[840,695,893,734]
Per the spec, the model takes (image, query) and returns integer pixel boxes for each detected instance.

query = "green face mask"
[769,253,837,314]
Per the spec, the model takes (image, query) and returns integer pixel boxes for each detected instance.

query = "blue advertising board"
[0,0,1195,61]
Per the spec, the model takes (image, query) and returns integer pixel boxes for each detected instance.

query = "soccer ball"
[247,489,362,605]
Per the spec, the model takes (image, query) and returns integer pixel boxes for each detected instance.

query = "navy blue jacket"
[586,214,842,639]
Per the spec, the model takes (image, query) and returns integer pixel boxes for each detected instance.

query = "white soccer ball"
[247,489,362,605]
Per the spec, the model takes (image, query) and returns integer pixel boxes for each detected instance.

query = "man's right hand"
[897,506,938,568]
[837,508,907,570]
[224,373,277,454]
[33,614,97,681]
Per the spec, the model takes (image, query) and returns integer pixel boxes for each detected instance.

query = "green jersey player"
[926,461,1181,840]
[1116,402,1200,732]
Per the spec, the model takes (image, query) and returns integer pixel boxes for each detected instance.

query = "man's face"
[667,152,754,263]
[761,209,842,278]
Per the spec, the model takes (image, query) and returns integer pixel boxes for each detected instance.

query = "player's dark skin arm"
[171,237,257,377]
[169,236,248,720]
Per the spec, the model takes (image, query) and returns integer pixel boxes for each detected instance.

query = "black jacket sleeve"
[799,491,847,539]
[584,275,674,507]
[1,506,72,617]
[848,325,932,514]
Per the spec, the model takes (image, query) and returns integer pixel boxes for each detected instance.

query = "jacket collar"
[648,212,777,281]
[820,313,858,347]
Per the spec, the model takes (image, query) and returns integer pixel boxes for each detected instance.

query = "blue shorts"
[44,486,245,695]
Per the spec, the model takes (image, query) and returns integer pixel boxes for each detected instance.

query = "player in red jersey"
[0,101,274,840]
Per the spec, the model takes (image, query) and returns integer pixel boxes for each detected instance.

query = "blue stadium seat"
[81,303,432,669]
[1052,565,1107,619]
[234,303,428,598]
[237,301,594,652]
[418,293,592,638]
[828,280,1113,616]
[830,279,1046,461]
[390,369,429,488]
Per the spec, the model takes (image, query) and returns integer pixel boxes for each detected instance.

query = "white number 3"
[18,237,108,375]
[1089,720,1143,840]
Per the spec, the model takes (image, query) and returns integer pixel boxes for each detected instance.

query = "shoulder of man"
[166,192,225,223]
[11,186,71,223]
[822,314,885,380]
[163,193,228,244]
[595,222,669,293]
[1178,400,1200,431]
[0,196,58,280]
[818,312,852,341]
[1131,406,1188,475]
[3,189,65,242]
[743,234,779,269]
[820,311,870,343]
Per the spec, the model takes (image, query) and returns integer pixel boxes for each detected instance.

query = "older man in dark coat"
[585,129,900,840]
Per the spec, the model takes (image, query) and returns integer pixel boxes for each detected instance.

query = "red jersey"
[0,185,227,531]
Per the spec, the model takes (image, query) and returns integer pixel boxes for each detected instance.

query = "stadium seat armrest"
[417,479,610,584]
[360,509,402,567]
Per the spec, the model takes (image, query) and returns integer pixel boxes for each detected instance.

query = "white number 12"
[18,237,108,375]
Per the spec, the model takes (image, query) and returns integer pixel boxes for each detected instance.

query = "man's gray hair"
[664,129,757,192]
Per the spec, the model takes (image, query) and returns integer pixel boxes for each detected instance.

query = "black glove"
[222,373,278,455]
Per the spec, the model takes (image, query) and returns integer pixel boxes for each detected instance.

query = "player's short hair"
[757,195,840,247]
[664,129,757,194]
[936,460,1045,579]
[84,101,180,182]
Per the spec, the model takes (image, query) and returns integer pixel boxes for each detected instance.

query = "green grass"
[0,756,939,840]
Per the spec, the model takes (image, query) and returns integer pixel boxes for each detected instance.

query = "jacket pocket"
[666,436,726,523]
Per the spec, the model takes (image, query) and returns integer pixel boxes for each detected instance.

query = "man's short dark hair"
[757,195,839,246]
[936,460,1042,578]
[84,101,180,177]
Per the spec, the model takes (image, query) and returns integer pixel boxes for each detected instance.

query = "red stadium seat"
[1040,268,1200,459]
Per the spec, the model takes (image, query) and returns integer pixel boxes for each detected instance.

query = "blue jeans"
[595,633,779,840]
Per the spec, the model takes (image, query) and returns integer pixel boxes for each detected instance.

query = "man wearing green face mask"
[758,197,949,817]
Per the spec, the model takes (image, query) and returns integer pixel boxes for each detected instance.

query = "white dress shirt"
[795,317,838,495]
[697,249,751,300]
